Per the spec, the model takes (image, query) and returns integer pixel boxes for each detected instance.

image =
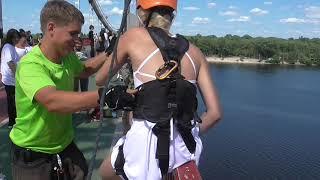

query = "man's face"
[50,21,82,57]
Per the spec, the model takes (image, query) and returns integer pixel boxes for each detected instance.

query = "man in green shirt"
[10,1,109,179]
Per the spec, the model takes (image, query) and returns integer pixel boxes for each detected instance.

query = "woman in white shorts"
[96,0,222,179]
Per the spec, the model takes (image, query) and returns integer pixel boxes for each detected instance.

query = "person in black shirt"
[88,25,95,57]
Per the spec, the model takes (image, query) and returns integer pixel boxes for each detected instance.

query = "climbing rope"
[86,0,132,179]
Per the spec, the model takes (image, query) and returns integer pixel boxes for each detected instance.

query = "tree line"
[185,34,320,66]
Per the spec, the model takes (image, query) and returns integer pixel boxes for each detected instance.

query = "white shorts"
[110,119,203,180]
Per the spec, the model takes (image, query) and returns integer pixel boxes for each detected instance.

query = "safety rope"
[86,0,132,179]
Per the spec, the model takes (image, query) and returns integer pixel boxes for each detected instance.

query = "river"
[199,64,320,180]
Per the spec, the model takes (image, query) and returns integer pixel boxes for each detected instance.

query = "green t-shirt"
[10,45,84,154]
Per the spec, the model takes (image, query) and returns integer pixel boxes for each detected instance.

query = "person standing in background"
[26,30,33,46]
[15,30,29,59]
[74,38,89,92]
[0,29,21,128]
[88,25,95,57]
[37,33,43,43]
[98,28,106,51]
[103,31,112,50]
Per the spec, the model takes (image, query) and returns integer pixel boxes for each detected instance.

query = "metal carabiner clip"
[155,60,178,80]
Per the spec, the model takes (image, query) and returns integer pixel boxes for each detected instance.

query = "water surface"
[199,64,320,180]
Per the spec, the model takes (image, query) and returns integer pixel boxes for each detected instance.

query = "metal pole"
[75,0,80,10]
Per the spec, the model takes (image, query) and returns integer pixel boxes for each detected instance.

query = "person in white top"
[96,0,222,179]
[15,30,29,59]
[1,29,21,127]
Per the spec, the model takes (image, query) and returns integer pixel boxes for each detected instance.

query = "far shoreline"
[206,56,305,66]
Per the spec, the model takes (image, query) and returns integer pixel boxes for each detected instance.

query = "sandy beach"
[207,56,267,64]
[206,56,307,66]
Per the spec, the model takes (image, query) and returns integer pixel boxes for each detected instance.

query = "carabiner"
[155,60,178,80]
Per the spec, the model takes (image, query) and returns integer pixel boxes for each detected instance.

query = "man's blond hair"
[40,0,84,33]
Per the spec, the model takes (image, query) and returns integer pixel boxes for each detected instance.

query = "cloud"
[264,2,272,5]
[229,6,237,9]
[305,6,320,19]
[312,30,320,34]
[183,6,200,11]
[220,11,237,16]
[280,18,306,23]
[279,18,319,24]
[279,6,320,24]
[192,17,210,24]
[109,7,123,16]
[98,0,113,6]
[228,16,251,22]
[250,8,269,15]
[208,3,216,8]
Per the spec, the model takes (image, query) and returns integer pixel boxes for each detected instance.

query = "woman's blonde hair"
[138,7,174,31]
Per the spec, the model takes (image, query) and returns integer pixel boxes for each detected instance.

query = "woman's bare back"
[125,27,200,84]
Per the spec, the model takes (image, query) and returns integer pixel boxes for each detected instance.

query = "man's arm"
[78,52,108,78]
[35,86,99,114]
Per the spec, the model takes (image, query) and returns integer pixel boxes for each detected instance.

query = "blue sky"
[2,0,320,38]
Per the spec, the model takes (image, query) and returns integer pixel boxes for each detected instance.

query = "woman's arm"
[95,33,130,86]
[192,45,222,134]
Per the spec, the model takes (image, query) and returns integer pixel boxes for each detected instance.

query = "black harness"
[132,27,201,175]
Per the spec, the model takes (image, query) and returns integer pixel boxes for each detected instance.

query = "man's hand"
[105,35,117,56]
[98,85,136,111]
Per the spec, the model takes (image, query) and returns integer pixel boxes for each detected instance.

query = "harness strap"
[147,27,189,65]
[145,27,196,176]
[176,122,196,154]
[152,121,171,176]
[114,145,129,180]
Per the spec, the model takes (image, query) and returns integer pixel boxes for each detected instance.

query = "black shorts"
[11,141,88,180]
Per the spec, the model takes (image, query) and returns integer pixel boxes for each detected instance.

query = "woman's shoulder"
[185,43,207,65]
[120,27,149,47]
[127,27,146,33]
[125,27,148,38]
[2,43,14,51]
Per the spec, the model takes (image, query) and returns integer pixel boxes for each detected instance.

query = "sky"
[2,0,320,39]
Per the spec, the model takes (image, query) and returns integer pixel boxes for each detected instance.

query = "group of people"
[88,25,114,58]
[0,28,35,128]
[6,0,222,180]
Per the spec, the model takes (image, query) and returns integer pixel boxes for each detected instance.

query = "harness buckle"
[155,60,178,80]
[168,103,177,109]
[52,154,65,180]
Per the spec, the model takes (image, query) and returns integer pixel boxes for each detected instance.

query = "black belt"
[12,143,54,163]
